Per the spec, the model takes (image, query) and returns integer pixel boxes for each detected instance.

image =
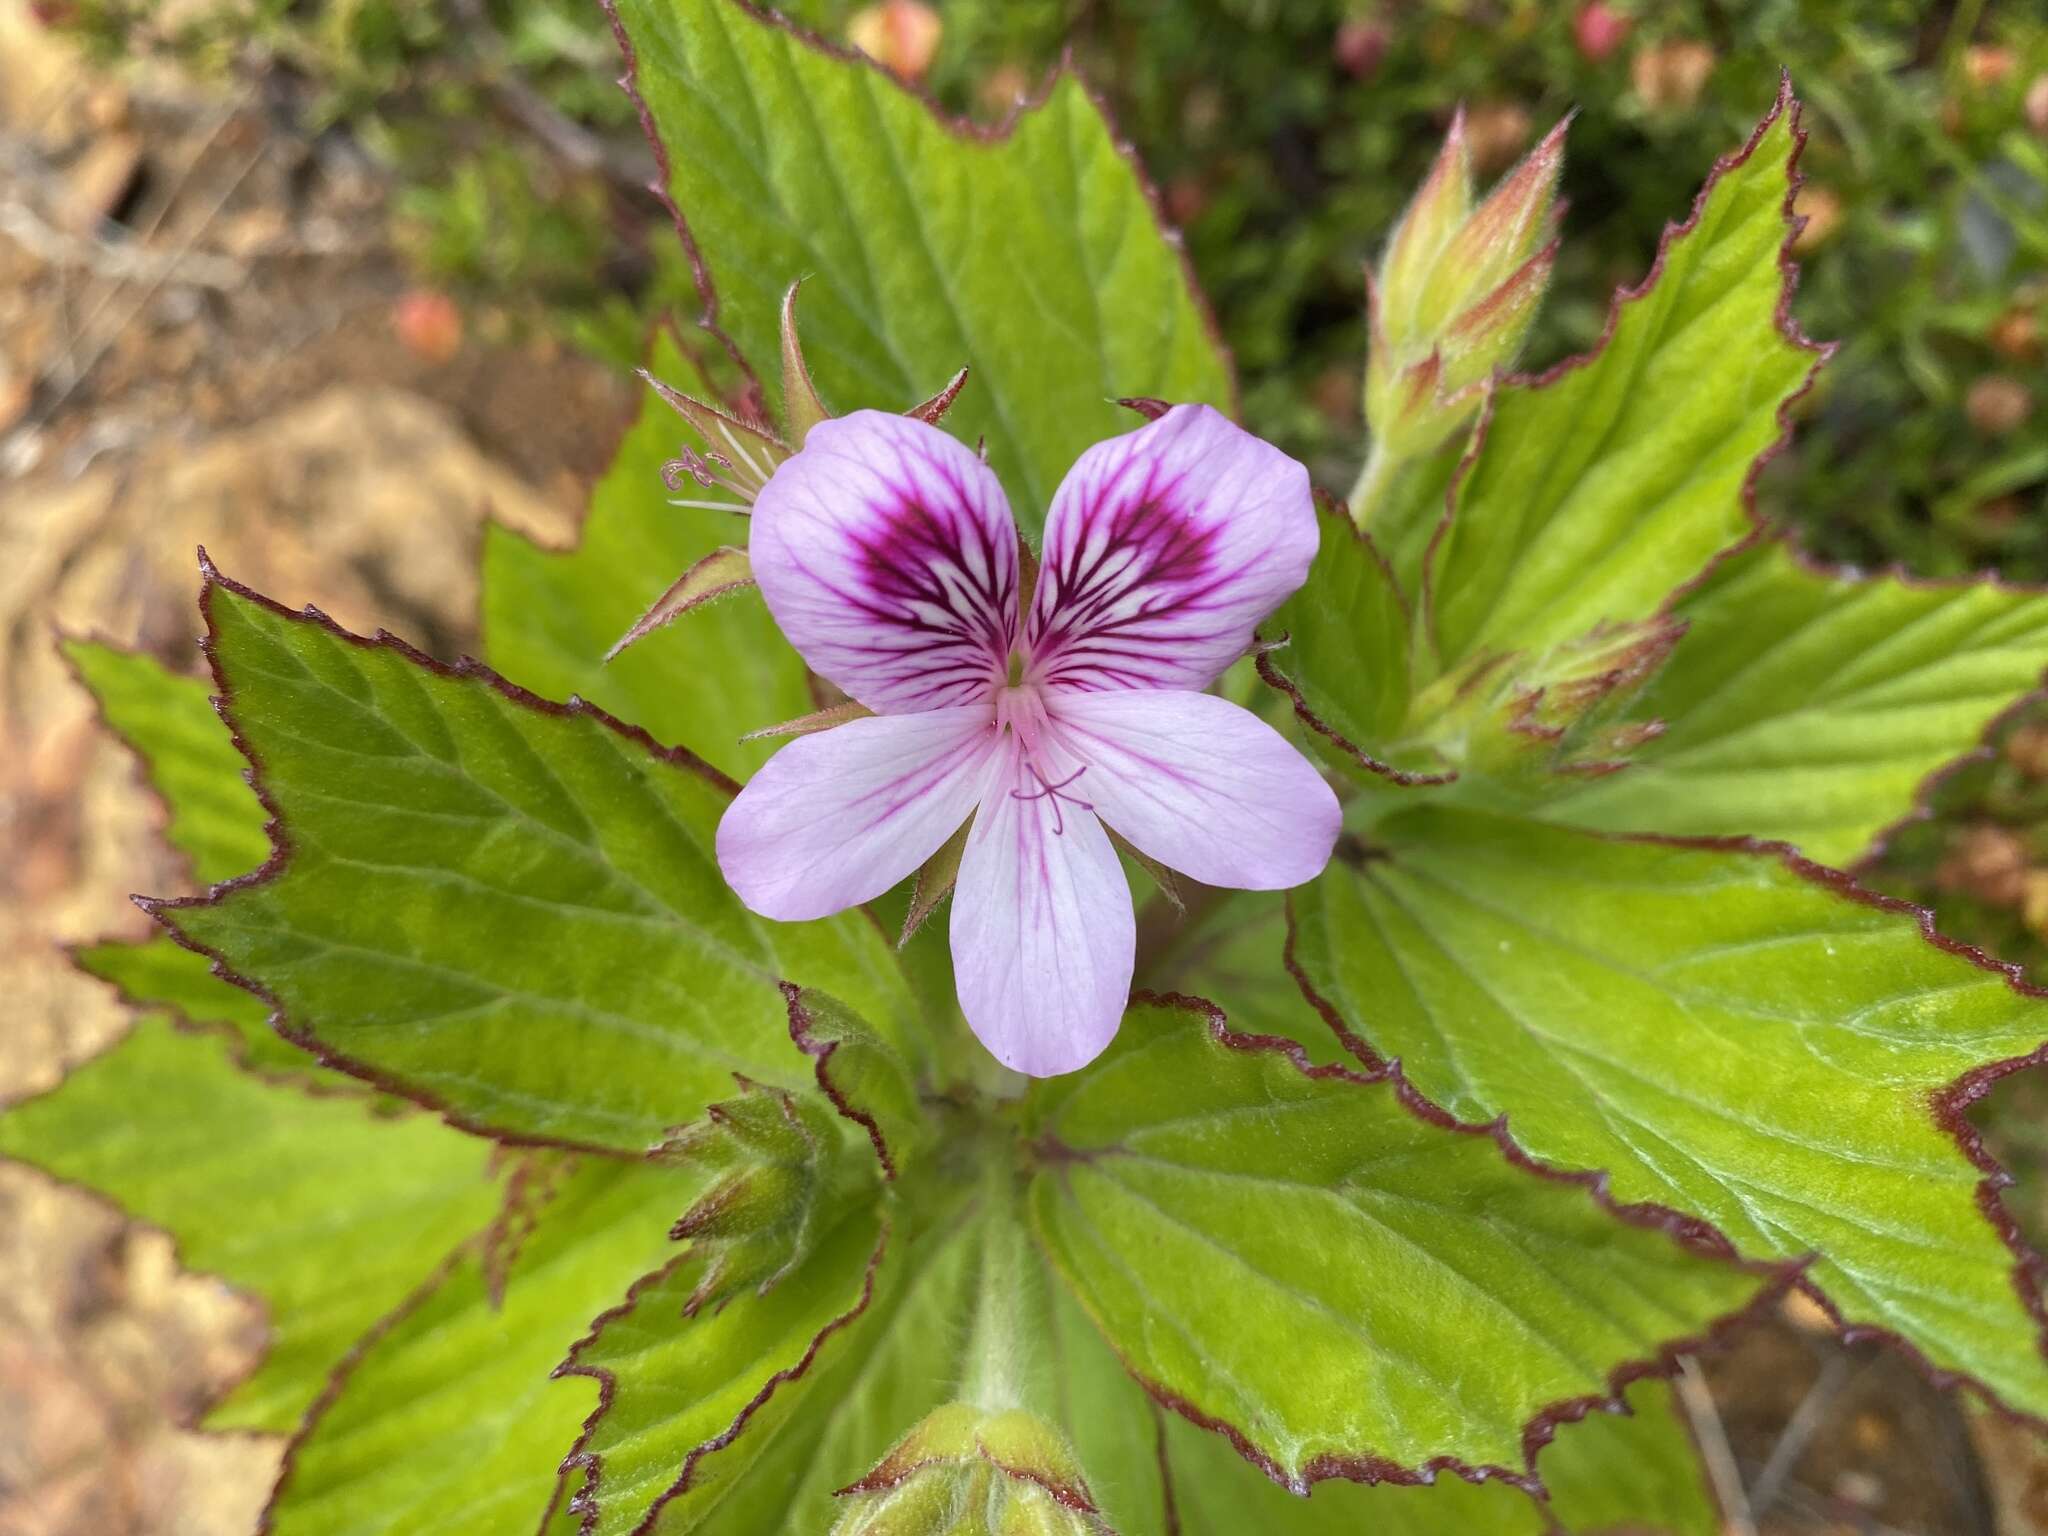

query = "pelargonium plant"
[17,3,2048,1533]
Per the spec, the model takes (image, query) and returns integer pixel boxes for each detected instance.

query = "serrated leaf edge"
[136,549,743,1156]
[545,1216,890,1536]
[596,0,1239,425]
[1284,833,2048,1432]
[1417,71,1837,657]
[783,981,900,1181]
[1034,989,1803,1501]
[1256,495,1458,788]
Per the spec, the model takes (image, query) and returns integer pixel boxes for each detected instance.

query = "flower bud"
[1406,615,1683,780]
[1963,45,2017,90]
[657,1077,873,1315]
[1572,1,1630,64]
[1790,185,1842,254]
[832,1404,1109,1536]
[1631,39,1716,114]
[848,0,942,82]
[1334,17,1389,80]
[2027,75,2048,136]
[1365,111,1566,462]
[1967,375,2033,437]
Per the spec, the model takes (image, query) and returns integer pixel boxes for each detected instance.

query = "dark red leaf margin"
[1284,832,2048,1434]
[547,1217,889,1536]
[133,550,757,1155]
[1031,990,1806,1505]
[596,0,1239,429]
[1417,72,1836,654]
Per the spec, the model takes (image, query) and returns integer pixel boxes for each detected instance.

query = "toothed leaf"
[482,331,812,776]
[64,637,269,884]
[1292,807,2048,1418]
[1024,999,1768,1488]
[75,934,344,1090]
[606,0,1232,530]
[1259,509,1431,785]
[1159,1378,1714,1535]
[157,572,922,1152]
[0,1019,499,1434]
[564,1168,1162,1535]
[1548,540,2048,865]
[1426,86,1825,671]
[264,1158,709,1536]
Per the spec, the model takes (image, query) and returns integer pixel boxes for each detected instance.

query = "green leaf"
[0,1018,499,1434]
[1425,83,1827,673]
[785,985,932,1178]
[75,934,344,1089]
[1025,998,1770,1489]
[63,636,269,884]
[155,566,921,1152]
[1547,540,2048,866]
[605,0,1233,530]
[482,330,813,776]
[1291,807,2048,1418]
[266,1156,709,1536]
[1541,1381,1717,1536]
[1159,1378,1713,1536]
[1259,507,1441,786]
[564,1159,1164,1534]
[555,1196,888,1534]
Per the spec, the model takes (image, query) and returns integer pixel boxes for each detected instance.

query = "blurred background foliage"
[50,0,2048,575]
[38,0,2048,947]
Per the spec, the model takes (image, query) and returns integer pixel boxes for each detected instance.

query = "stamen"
[1011,762,1092,837]
[661,444,719,489]
[667,496,752,516]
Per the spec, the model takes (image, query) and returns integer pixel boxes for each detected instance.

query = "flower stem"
[1347,439,1403,531]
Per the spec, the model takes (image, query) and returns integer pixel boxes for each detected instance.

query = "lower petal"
[951,748,1134,1077]
[1049,689,1340,890]
[717,705,999,922]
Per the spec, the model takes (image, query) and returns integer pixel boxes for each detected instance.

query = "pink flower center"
[993,672,1093,836]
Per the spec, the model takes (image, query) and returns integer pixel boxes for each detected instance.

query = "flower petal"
[1025,404,1316,693]
[1050,689,1340,890]
[749,410,1020,713]
[951,742,1134,1077]
[717,705,1000,921]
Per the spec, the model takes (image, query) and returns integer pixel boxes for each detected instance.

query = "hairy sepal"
[1423,78,1831,676]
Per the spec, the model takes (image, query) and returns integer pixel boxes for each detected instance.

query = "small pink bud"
[1573,1,1630,64]
[847,0,942,82]
[392,290,462,364]
[1790,185,1843,254]
[2026,74,2048,136]
[1630,38,1716,113]
[1963,45,2017,90]
[1334,18,1389,80]
[1165,175,1209,227]
[1464,101,1534,175]
[1967,375,2033,437]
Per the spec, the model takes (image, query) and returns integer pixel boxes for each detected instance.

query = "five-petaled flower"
[715,404,1341,1076]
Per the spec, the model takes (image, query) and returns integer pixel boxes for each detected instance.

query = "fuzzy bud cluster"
[1364,109,1567,466]
[830,1404,1109,1536]
[657,1077,870,1316]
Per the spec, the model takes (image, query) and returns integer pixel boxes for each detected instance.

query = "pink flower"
[715,405,1341,1076]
